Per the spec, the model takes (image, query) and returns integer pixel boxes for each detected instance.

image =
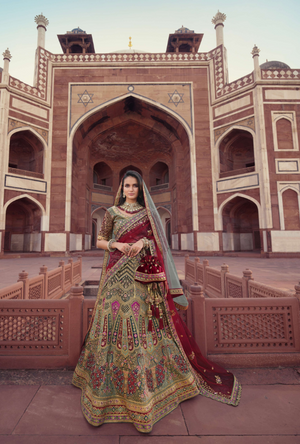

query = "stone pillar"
[33,14,49,87]
[18,270,29,299]
[251,44,261,81]
[242,268,253,298]
[211,10,226,47]
[69,284,84,366]
[2,48,11,85]
[34,13,49,48]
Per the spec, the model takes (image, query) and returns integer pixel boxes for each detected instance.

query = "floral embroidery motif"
[215,375,222,385]
[128,368,139,395]
[146,368,154,392]
[174,355,189,373]
[111,300,120,321]
[131,301,140,323]
[155,359,165,387]
[112,365,124,393]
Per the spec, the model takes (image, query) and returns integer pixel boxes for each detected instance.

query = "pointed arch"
[65,93,198,233]
[2,194,46,231]
[216,193,261,231]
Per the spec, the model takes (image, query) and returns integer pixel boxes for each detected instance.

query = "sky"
[0,0,299,86]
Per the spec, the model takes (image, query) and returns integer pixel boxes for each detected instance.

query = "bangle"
[107,239,116,252]
[142,237,150,250]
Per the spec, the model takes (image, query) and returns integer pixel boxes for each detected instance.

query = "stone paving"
[0,368,299,443]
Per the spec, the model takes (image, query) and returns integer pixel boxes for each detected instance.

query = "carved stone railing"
[0,257,82,301]
[1,273,299,369]
[185,255,294,299]
[181,280,300,367]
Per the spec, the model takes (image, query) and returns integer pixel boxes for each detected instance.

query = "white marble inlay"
[217,173,259,193]
[265,89,300,101]
[5,175,46,193]
[276,160,299,173]
[214,95,251,117]
[85,234,91,250]
[45,233,66,252]
[181,233,194,250]
[197,232,219,251]
[172,234,179,250]
[70,233,82,251]
[12,98,48,119]
[271,230,300,252]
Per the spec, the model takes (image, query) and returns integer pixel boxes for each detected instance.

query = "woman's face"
[123,176,139,202]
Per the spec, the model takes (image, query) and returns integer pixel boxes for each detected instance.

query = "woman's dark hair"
[118,170,145,207]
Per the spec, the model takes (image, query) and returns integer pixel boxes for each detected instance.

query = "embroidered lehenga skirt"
[72,207,241,433]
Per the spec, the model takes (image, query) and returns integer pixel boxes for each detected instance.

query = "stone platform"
[0,367,299,443]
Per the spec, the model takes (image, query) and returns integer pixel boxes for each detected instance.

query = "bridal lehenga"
[73,184,241,433]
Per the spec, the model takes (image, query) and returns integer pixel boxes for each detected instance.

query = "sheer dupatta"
[97,178,241,406]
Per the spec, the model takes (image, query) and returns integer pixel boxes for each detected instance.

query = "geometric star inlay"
[168,89,184,107]
[77,90,94,107]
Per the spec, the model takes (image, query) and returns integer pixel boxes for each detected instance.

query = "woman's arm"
[97,239,143,256]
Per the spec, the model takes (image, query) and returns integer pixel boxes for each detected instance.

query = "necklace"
[119,201,143,213]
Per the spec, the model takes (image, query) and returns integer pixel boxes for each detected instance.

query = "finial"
[251,44,260,57]
[34,13,49,27]
[212,10,227,25]
[128,37,132,49]
[2,48,12,61]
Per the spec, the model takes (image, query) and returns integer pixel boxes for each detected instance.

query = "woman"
[72,171,241,433]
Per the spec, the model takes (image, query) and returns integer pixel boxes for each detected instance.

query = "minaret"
[251,44,261,80]
[33,14,49,87]
[211,10,226,46]
[2,48,12,84]
[34,13,49,48]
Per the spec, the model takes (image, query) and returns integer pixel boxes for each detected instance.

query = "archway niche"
[91,207,106,248]
[219,129,255,178]
[150,162,169,190]
[222,196,260,251]
[93,162,113,189]
[4,197,42,252]
[158,207,171,246]
[276,118,293,150]
[9,130,44,178]
[282,189,300,229]
[71,96,192,239]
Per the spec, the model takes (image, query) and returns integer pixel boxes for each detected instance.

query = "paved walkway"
[1,253,300,292]
[0,367,299,443]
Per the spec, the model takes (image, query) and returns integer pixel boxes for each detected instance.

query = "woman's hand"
[108,240,143,257]
[113,242,131,256]
[128,239,144,257]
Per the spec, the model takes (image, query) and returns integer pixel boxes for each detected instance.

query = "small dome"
[260,60,290,70]
[112,49,147,54]
[175,26,194,34]
[70,27,86,34]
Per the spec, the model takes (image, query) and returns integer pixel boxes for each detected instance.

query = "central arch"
[68,95,196,247]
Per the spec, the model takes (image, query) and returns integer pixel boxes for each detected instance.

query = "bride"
[72,170,241,433]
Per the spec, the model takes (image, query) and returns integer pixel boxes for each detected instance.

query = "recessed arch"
[220,194,261,252]
[217,193,261,231]
[8,128,46,176]
[66,93,199,237]
[3,195,45,252]
[218,127,255,178]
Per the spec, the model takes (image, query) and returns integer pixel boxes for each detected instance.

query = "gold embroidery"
[215,375,222,385]
[188,352,195,361]
[97,210,114,241]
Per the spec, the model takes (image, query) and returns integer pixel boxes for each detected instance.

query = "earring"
[123,192,125,198]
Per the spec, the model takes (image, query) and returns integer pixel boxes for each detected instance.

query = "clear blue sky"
[0,0,299,85]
